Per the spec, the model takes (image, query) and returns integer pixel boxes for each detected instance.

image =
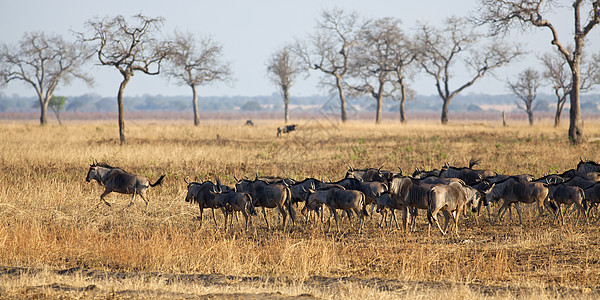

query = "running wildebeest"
[277,124,297,137]
[86,162,165,207]
[481,177,549,225]
[427,182,481,236]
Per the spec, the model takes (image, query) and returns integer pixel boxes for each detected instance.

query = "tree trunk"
[39,100,48,125]
[399,84,407,124]
[117,75,131,144]
[336,75,347,122]
[568,61,584,144]
[283,86,290,124]
[441,98,451,125]
[192,84,200,126]
[554,102,561,127]
[527,109,534,125]
[375,96,382,124]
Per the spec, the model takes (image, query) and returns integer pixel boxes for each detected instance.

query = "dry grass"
[1,118,600,298]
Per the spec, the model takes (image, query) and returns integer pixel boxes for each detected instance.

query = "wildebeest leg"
[515,202,524,225]
[276,203,287,230]
[242,210,249,231]
[331,208,340,233]
[432,210,446,236]
[223,211,229,232]
[211,209,218,227]
[452,211,460,237]
[262,207,270,230]
[139,191,150,207]
[391,210,400,230]
[497,200,511,222]
[401,205,409,232]
[99,189,112,207]
[128,192,137,207]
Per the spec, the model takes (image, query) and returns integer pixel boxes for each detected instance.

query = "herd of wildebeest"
[84,158,600,236]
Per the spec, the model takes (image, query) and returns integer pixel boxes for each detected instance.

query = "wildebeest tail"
[246,194,257,216]
[578,187,588,211]
[426,189,434,225]
[361,193,369,217]
[150,174,166,187]
[285,187,297,223]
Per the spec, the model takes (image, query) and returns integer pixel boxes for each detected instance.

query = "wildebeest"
[235,179,295,230]
[184,178,225,226]
[345,165,386,182]
[481,177,549,225]
[375,192,401,229]
[546,183,586,225]
[277,124,297,137]
[324,187,368,233]
[576,158,600,173]
[86,162,165,207]
[212,188,256,231]
[427,182,481,236]
[389,177,440,231]
[412,167,442,180]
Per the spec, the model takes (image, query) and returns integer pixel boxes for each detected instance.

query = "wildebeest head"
[85,165,98,182]
[184,177,203,203]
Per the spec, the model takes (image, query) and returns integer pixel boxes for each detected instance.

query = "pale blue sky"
[0,0,597,98]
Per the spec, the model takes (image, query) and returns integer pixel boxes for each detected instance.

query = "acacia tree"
[541,49,600,127]
[417,17,522,124]
[508,68,541,125]
[293,8,364,122]
[349,17,414,124]
[49,95,67,125]
[165,31,232,126]
[79,14,170,144]
[475,0,600,143]
[266,46,303,123]
[0,32,92,125]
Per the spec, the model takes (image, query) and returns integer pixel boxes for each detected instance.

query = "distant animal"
[245,120,254,126]
[85,161,165,207]
[277,124,297,137]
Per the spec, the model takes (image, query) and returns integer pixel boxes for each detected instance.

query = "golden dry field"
[2,118,600,299]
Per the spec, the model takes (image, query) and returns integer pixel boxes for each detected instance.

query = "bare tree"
[78,14,170,144]
[508,68,541,125]
[417,17,522,124]
[165,31,232,126]
[266,46,303,123]
[0,32,92,125]
[349,17,415,124]
[293,8,364,122]
[475,0,600,143]
[542,49,600,127]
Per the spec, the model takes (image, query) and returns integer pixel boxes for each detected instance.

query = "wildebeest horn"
[234,175,239,182]
[184,176,190,184]
[378,165,383,171]
[310,181,316,190]
[444,161,449,168]
[348,165,353,171]
[255,172,259,181]
[398,166,403,174]
[216,177,221,186]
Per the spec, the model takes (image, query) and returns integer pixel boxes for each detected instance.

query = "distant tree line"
[1,1,600,144]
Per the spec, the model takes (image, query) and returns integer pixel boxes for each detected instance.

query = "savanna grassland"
[2,118,600,299]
